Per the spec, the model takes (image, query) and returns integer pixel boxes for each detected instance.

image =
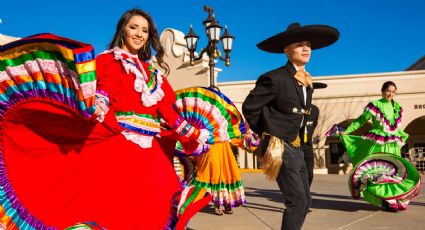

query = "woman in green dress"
[335,81,421,211]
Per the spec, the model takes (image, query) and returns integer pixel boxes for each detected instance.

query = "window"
[409,143,425,172]
[401,144,409,158]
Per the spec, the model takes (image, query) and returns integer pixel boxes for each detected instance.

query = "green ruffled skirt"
[340,135,421,210]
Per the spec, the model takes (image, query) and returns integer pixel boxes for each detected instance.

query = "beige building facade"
[218,71,425,174]
[0,34,19,45]
[159,28,221,90]
[159,28,425,175]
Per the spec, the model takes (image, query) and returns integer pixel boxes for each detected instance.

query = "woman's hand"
[93,92,110,122]
[93,104,104,116]
[197,128,211,144]
[94,102,110,122]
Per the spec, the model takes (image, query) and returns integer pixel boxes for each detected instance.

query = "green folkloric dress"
[340,98,421,210]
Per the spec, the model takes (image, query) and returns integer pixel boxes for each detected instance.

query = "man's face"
[284,41,312,66]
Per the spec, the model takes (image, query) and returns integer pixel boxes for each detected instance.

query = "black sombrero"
[257,23,339,53]
[313,82,327,89]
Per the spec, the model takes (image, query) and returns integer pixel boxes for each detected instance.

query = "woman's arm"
[344,107,373,134]
[93,54,116,121]
[157,78,209,144]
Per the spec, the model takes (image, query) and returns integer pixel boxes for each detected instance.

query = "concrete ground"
[187,172,425,230]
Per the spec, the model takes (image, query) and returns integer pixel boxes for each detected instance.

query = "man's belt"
[259,132,301,180]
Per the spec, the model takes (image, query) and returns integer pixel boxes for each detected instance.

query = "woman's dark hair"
[109,8,169,74]
[381,81,397,93]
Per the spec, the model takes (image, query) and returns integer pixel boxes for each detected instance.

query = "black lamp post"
[184,6,234,88]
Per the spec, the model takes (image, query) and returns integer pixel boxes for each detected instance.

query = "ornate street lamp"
[184,6,234,88]
[185,25,199,66]
[221,26,234,66]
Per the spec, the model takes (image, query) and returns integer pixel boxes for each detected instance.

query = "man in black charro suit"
[303,103,319,187]
[242,23,339,230]
[303,82,327,188]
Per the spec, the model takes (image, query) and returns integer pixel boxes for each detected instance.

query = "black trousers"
[276,144,311,230]
[301,144,314,186]
[178,155,195,182]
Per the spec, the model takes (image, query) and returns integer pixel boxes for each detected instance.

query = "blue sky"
[1,0,424,82]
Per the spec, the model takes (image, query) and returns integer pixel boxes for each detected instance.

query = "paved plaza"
[188,172,425,230]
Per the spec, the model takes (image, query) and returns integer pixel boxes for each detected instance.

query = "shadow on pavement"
[409,201,425,206]
[202,184,424,215]
[243,202,283,213]
[311,198,381,211]
[311,192,352,200]
[198,205,216,215]
[243,187,383,212]
[244,187,282,203]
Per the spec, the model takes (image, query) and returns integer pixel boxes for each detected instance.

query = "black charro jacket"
[242,61,313,143]
[304,104,319,146]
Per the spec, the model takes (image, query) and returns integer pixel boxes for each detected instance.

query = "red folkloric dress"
[1,39,209,230]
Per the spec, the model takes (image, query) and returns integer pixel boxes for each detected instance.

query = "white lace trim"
[121,130,153,148]
[102,47,165,107]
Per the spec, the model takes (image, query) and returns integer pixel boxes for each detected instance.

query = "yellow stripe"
[0,206,13,228]
[118,117,161,129]
[177,88,245,123]
[0,42,74,61]
[178,89,244,137]
[192,188,208,202]
[195,88,244,122]
[9,75,33,84]
[0,80,17,94]
[75,60,96,74]
[43,73,64,84]
[239,168,263,173]
[193,88,231,107]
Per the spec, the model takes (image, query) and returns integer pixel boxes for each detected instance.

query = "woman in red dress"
[0,8,209,229]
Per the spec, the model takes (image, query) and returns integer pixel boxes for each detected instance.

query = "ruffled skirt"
[0,99,193,229]
[190,142,246,207]
[340,135,421,210]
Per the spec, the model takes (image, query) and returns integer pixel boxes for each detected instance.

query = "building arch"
[404,116,425,147]
[404,116,425,172]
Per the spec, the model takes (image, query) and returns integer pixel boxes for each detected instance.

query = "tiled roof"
[406,55,425,70]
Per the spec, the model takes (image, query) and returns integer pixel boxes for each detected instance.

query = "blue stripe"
[201,86,233,105]
[149,75,159,94]
[0,82,80,107]
[180,124,192,135]
[74,50,95,63]
[45,82,74,97]
[182,111,214,143]
[0,33,90,52]
[118,122,159,136]
[239,119,247,134]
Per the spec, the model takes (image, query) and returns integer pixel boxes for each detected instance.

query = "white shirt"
[293,64,307,128]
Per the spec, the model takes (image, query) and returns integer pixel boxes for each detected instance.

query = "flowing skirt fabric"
[2,99,180,229]
[190,142,246,207]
